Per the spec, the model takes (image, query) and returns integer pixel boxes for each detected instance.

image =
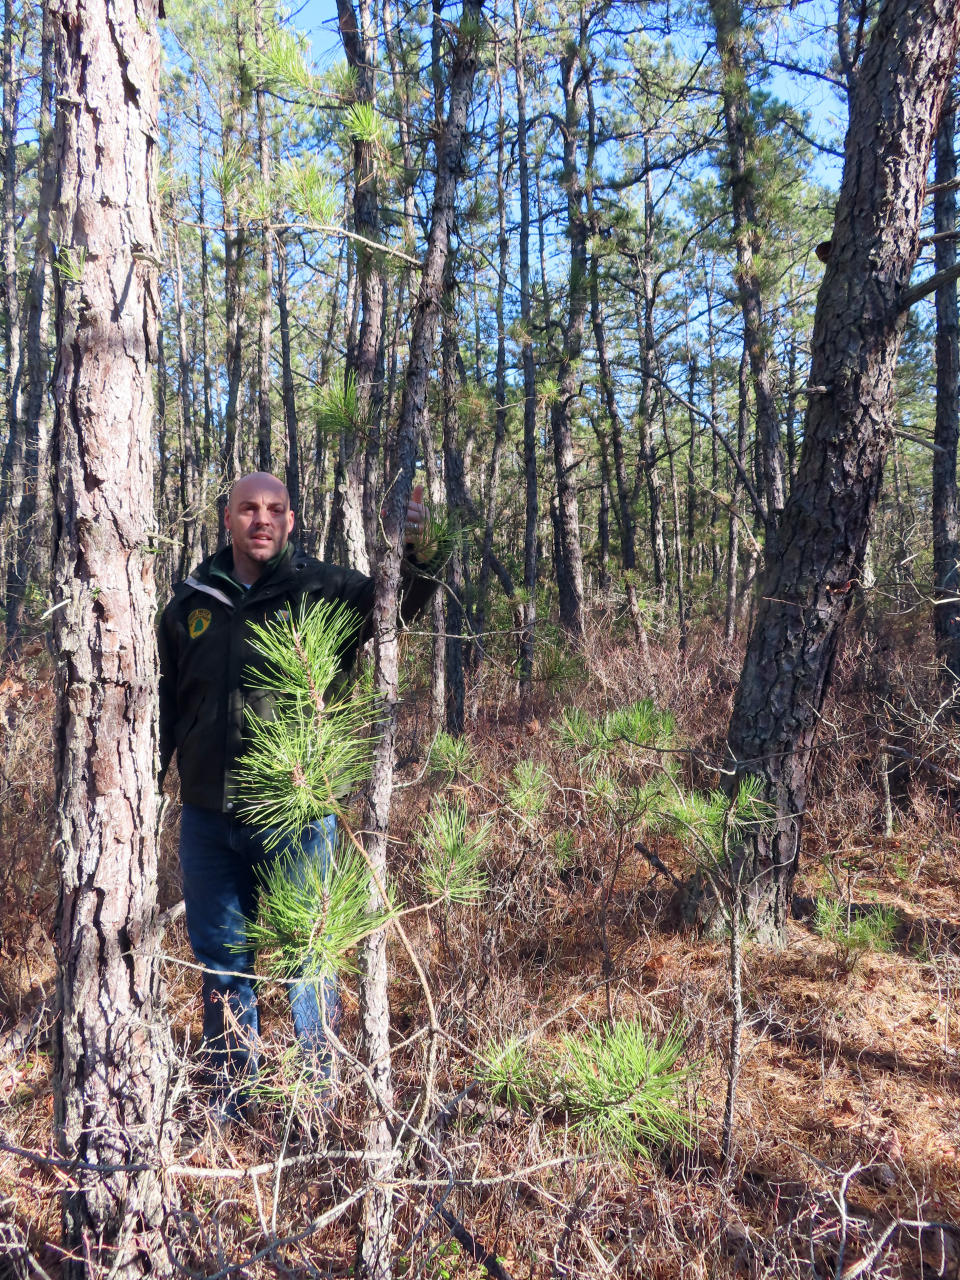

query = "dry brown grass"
[3,612,960,1278]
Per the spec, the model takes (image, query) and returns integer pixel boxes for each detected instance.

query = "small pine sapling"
[236,599,393,980]
[481,1018,693,1161]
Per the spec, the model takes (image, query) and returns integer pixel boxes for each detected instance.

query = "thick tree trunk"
[357,8,482,1274]
[50,0,175,1274]
[474,63,508,668]
[933,93,960,694]
[692,0,960,945]
[0,0,22,612]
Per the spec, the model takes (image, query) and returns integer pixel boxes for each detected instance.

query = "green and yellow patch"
[187,607,212,639]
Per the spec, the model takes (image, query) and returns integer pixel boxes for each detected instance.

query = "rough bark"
[50,0,175,1273]
[692,0,960,944]
[473,56,508,667]
[172,226,199,580]
[357,7,483,1274]
[933,92,960,694]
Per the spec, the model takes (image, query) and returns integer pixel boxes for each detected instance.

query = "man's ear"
[287,510,295,535]
[224,506,232,534]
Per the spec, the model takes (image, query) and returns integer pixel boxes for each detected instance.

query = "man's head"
[224,472,294,584]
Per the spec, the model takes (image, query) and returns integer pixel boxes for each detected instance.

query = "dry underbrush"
[2,611,960,1278]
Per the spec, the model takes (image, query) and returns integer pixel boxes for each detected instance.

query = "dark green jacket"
[158,542,436,812]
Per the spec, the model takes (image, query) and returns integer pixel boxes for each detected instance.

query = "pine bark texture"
[933,94,960,692]
[703,0,960,944]
[49,0,174,1273]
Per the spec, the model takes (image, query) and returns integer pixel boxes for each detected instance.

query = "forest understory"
[2,605,959,1280]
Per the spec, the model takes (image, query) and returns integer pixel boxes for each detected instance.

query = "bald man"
[158,472,435,1128]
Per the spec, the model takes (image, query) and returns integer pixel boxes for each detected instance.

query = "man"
[158,472,436,1123]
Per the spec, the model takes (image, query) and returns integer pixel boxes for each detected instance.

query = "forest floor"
[2,608,960,1279]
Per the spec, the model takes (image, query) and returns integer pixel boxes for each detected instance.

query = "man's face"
[224,474,294,581]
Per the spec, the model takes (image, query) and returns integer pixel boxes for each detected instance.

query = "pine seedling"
[480,1018,693,1160]
[427,731,475,782]
[813,896,898,972]
[237,598,380,844]
[417,798,489,907]
[245,839,394,982]
[480,1036,540,1111]
[506,759,550,818]
[650,776,769,864]
[603,700,674,749]
[556,1017,692,1158]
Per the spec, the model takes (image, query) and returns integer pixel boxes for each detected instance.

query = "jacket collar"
[190,542,296,597]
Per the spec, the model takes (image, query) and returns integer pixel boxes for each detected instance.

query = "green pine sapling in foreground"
[237,599,395,983]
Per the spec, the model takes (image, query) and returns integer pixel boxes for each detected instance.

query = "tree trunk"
[50,0,175,1273]
[692,0,960,945]
[933,92,960,694]
[357,7,483,1274]
[441,267,467,734]
[513,0,537,688]
[253,0,273,473]
[473,55,508,668]
[550,31,588,642]
[276,230,301,519]
[710,0,786,560]
[337,0,384,573]
[172,226,199,580]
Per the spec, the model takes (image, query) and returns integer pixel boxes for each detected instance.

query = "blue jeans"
[178,804,342,1094]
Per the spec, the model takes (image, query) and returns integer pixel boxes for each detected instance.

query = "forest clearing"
[1,0,960,1275]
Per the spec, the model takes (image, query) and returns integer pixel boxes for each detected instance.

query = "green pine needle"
[237,599,380,843]
[556,1018,692,1157]
[246,838,394,982]
[417,798,490,906]
[480,1017,693,1160]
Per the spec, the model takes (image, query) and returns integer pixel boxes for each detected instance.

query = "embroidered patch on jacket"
[187,607,212,639]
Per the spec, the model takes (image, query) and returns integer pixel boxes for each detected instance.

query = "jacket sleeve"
[157,603,178,789]
[398,547,442,626]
